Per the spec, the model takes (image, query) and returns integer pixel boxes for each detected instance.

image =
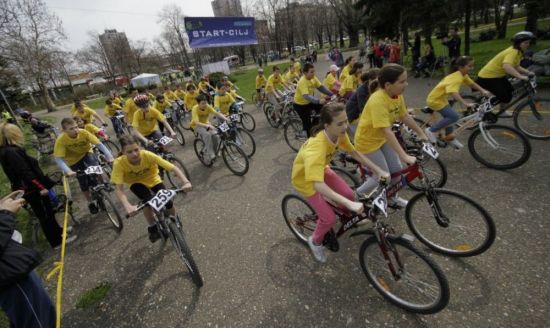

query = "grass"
[76,282,112,309]
[83,97,108,111]
[230,62,292,104]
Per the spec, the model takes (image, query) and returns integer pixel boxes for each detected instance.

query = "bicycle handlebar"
[125,188,186,218]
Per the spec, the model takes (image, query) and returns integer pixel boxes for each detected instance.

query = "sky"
[43,0,216,51]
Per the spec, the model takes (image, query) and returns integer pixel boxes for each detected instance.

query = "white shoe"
[390,196,408,208]
[425,128,437,144]
[448,138,463,149]
[307,236,327,263]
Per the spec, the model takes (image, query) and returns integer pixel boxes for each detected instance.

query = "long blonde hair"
[0,123,24,147]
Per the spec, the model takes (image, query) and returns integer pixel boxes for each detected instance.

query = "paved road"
[36,56,550,328]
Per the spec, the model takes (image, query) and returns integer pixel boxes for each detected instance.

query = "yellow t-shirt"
[323,73,338,91]
[175,89,186,99]
[339,64,352,82]
[339,74,359,96]
[112,97,123,107]
[255,75,267,89]
[123,99,139,126]
[291,131,354,197]
[164,91,178,102]
[71,107,96,124]
[191,104,216,129]
[294,76,322,105]
[53,129,100,165]
[184,91,199,110]
[354,89,407,154]
[132,108,165,136]
[84,123,101,136]
[111,150,174,188]
[426,71,475,111]
[293,61,301,73]
[214,93,235,115]
[478,46,523,79]
[104,104,122,117]
[198,81,211,93]
[265,74,283,93]
[283,70,298,84]
[147,93,156,102]
[153,100,172,114]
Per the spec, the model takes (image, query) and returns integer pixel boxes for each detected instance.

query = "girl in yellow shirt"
[338,56,356,82]
[111,135,192,242]
[291,103,387,263]
[425,56,490,149]
[185,84,200,110]
[354,64,428,206]
[339,62,364,98]
[322,65,341,94]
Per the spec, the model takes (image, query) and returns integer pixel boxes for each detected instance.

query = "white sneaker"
[307,236,327,263]
[425,128,437,144]
[448,138,463,149]
[390,196,408,208]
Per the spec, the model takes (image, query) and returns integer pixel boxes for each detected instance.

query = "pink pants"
[306,167,355,245]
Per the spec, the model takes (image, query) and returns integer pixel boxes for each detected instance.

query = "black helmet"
[133,94,150,108]
[511,31,535,43]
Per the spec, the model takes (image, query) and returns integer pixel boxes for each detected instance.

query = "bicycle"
[98,129,121,155]
[333,139,495,257]
[110,110,128,138]
[412,96,531,170]
[146,136,191,188]
[282,181,450,314]
[30,124,59,162]
[193,121,249,176]
[231,101,256,132]
[283,110,322,152]
[172,100,193,131]
[163,105,186,146]
[228,113,256,157]
[129,188,203,287]
[252,88,265,110]
[265,90,299,129]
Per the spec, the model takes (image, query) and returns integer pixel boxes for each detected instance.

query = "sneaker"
[498,110,513,118]
[389,196,408,209]
[425,128,437,144]
[307,236,327,263]
[88,201,99,214]
[448,138,464,150]
[148,225,161,243]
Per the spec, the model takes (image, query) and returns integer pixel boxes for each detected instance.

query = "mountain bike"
[231,101,256,132]
[147,136,191,188]
[282,181,450,314]
[130,188,203,287]
[163,105,186,146]
[228,113,256,157]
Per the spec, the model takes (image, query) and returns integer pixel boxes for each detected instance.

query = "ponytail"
[369,63,406,94]
[310,103,346,136]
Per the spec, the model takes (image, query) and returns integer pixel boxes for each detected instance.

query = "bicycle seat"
[421,106,434,114]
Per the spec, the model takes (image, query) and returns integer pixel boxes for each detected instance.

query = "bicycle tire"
[265,105,281,128]
[407,156,448,191]
[193,138,213,167]
[284,118,306,152]
[180,111,192,131]
[166,156,191,188]
[168,220,204,287]
[99,190,123,232]
[174,125,186,146]
[221,141,249,176]
[330,166,361,189]
[281,194,317,244]
[234,128,256,157]
[103,139,120,155]
[513,97,550,140]
[467,123,531,170]
[239,112,256,132]
[359,236,449,314]
[405,188,495,257]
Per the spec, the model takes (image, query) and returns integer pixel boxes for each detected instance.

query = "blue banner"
[184,17,258,49]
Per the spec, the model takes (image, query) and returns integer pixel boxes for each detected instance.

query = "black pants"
[294,103,322,138]
[25,191,62,248]
[70,153,100,192]
[130,183,173,210]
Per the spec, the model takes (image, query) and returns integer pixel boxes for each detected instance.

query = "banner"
[184,17,258,49]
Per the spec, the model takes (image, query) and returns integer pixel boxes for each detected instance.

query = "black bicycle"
[147,136,191,188]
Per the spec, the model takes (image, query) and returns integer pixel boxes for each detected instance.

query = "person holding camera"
[442,28,461,59]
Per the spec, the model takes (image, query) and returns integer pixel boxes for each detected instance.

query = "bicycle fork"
[375,230,403,281]
[424,189,450,228]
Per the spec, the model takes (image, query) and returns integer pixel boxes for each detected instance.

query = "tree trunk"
[497,0,513,39]
[423,28,433,47]
[37,78,56,112]
[326,25,333,48]
[401,25,409,56]
[483,6,489,24]
[464,0,472,55]
[338,22,344,48]
[524,0,540,33]
[317,32,324,49]
[347,26,359,48]
[494,0,502,33]
[473,7,478,28]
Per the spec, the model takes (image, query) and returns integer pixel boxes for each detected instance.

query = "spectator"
[414,44,436,78]
[442,28,461,59]
[258,55,263,68]
[389,40,401,63]
[330,47,344,68]
[411,32,421,70]
[373,40,385,68]
[367,44,375,68]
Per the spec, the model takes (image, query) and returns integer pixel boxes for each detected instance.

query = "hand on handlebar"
[401,154,417,165]
[181,181,192,192]
[346,200,364,214]
[125,204,139,218]
[519,75,529,81]
[66,170,76,177]
[527,72,535,77]
[319,98,327,105]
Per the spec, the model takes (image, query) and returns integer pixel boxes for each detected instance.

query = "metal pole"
[0,88,21,128]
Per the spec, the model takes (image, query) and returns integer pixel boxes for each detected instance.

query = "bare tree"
[327,0,363,47]
[131,39,148,73]
[76,32,116,80]
[0,0,66,112]
[158,4,191,67]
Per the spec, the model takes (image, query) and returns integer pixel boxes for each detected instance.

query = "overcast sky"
[44,0,217,51]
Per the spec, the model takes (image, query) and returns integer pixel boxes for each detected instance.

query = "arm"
[132,129,149,145]
[469,82,491,96]
[516,65,534,76]
[317,85,333,97]
[503,63,527,80]
[55,157,75,175]
[160,119,175,136]
[402,114,428,141]
[96,142,114,161]
[382,127,416,165]
[214,112,229,122]
[169,166,192,191]
[115,184,138,216]
[450,92,475,108]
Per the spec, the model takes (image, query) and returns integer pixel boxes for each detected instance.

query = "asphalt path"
[36,54,550,327]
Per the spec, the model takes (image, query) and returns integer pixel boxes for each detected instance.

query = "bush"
[473,29,497,43]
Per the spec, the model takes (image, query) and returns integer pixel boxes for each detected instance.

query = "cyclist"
[123,88,140,128]
[174,84,187,100]
[110,91,124,107]
[322,65,341,94]
[255,68,267,104]
[214,83,236,116]
[290,57,301,76]
[339,56,356,82]
[354,64,428,206]
[53,117,114,214]
[185,84,200,110]
[283,66,299,85]
[221,76,239,92]
[163,85,179,103]
[339,62,364,99]
[191,95,229,162]
[424,56,491,148]
[198,77,214,100]
[73,116,109,140]
[131,95,177,145]
[71,100,107,126]
[104,99,124,134]
[291,103,388,263]
[476,31,536,117]
[293,63,334,138]
[111,135,192,242]
[153,94,173,134]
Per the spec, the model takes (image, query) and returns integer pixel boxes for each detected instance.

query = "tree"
[327,0,363,47]
[0,0,66,112]
[158,4,191,67]
[76,32,116,81]
[464,0,472,55]
[524,0,550,33]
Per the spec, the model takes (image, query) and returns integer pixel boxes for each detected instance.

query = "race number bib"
[148,189,177,212]
[373,190,388,217]
[158,136,173,146]
[115,115,125,120]
[218,122,230,132]
[230,114,240,122]
[422,143,439,159]
[84,166,103,175]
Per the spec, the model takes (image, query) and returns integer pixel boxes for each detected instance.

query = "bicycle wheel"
[467,124,531,170]
[264,104,280,128]
[405,188,496,257]
[281,194,317,244]
[193,138,213,167]
[513,97,550,140]
[168,220,204,287]
[234,128,256,157]
[359,236,449,314]
[330,166,360,189]
[239,112,256,132]
[221,141,249,176]
[180,111,192,131]
[174,125,186,146]
[103,139,120,155]
[98,190,123,232]
[284,118,306,152]
[166,156,191,188]
[407,156,447,191]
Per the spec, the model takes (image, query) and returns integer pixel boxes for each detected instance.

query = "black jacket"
[346,84,370,123]
[0,145,55,193]
[0,210,42,290]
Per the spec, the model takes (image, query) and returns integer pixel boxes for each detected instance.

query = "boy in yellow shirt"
[214,83,236,115]
[185,84,200,110]
[54,117,114,214]
[131,95,176,145]
[255,69,267,105]
[71,100,107,126]
[191,95,229,162]
[74,116,108,141]
[105,99,125,137]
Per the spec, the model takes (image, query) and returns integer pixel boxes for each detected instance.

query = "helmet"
[258,68,264,73]
[133,94,150,108]
[512,31,535,43]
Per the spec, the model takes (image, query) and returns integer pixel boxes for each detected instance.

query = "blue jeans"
[429,105,460,135]
[0,271,56,328]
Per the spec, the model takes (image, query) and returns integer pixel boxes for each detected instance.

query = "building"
[211,0,243,17]
[98,29,134,76]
